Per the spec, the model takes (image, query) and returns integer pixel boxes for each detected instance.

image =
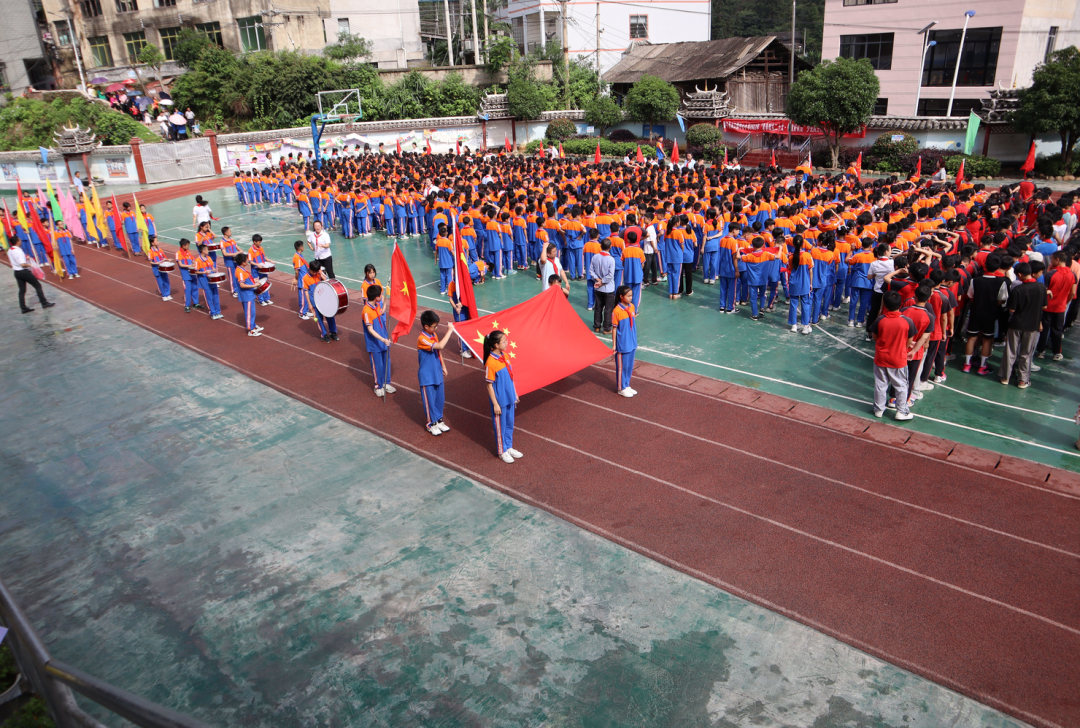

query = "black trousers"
[867,290,884,327]
[594,289,614,332]
[680,262,694,295]
[643,253,659,283]
[1037,310,1065,354]
[319,256,335,280]
[14,269,48,311]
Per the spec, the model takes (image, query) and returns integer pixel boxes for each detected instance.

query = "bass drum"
[313,279,349,318]
[156,260,176,272]
[205,270,227,284]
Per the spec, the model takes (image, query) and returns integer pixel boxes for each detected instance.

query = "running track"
[16,242,1080,728]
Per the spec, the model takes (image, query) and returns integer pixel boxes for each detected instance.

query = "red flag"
[1021,141,1036,177]
[670,142,679,164]
[0,198,13,239]
[913,156,922,180]
[389,243,417,343]
[558,141,564,158]
[505,135,512,152]
[770,149,776,168]
[594,140,602,165]
[635,145,644,164]
[24,196,55,261]
[109,194,128,254]
[456,139,461,155]
[426,137,432,155]
[458,287,612,396]
[855,151,863,183]
[452,212,478,318]
[537,143,545,158]
[956,158,965,187]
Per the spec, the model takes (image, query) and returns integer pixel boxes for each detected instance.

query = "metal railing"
[0,577,213,728]
[734,133,753,161]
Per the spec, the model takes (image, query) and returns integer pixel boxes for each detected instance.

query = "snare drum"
[205,242,222,252]
[206,270,227,284]
[254,262,276,276]
[313,279,349,318]
[156,260,176,272]
[254,278,272,296]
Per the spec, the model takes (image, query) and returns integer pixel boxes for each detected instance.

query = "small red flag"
[537,143,545,158]
[109,194,128,254]
[1021,141,1036,177]
[458,286,612,396]
[594,140,602,165]
[723,147,729,167]
[558,141,564,158]
[635,145,644,164]
[505,135,512,152]
[456,139,461,155]
[452,212,478,319]
[913,156,922,180]
[855,151,862,183]
[389,242,417,343]
[426,137,432,155]
[670,142,679,164]
[956,159,965,187]
[1,198,13,239]
[770,149,776,168]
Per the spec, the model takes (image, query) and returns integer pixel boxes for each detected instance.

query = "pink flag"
[59,186,86,240]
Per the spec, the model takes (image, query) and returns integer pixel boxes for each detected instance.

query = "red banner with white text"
[721,118,866,138]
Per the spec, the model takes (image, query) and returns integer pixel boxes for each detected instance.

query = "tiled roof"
[718,113,969,131]
[603,37,782,85]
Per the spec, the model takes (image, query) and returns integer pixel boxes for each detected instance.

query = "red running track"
[25,243,1080,728]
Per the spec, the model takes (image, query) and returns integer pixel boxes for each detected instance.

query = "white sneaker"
[162,296,171,301]
[374,387,385,397]
[847,320,855,327]
[618,388,634,397]
[507,448,523,459]
[801,325,812,334]
[842,296,850,303]
[255,325,264,332]
[461,350,474,359]
[427,424,442,436]
[913,390,923,400]
[919,381,934,391]
[436,421,450,432]
[1030,364,1041,372]
[790,325,799,333]
[248,330,262,337]
[873,409,883,418]
[627,387,637,395]
[384,384,397,394]
[500,451,515,463]
[211,314,224,320]
[894,411,914,421]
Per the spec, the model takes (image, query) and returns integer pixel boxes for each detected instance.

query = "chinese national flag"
[389,242,417,343]
[396,138,402,155]
[426,137,432,155]
[1020,141,1036,177]
[558,141,564,158]
[956,159,965,187]
[458,286,612,396]
[594,140,602,165]
[913,156,922,180]
[537,143,545,158]
[109,194,128,254]
[452,213,478,317]
[455,139,461,155]
[770,149,776,168]
[504,135,512,152]
[635,145,644,164]
[855,151,862,183]
[670,142,679,164]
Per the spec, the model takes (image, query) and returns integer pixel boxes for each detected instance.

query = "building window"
[922,27,1001,87]
[629,15,648,39]
[917,98,980,117]
[842,0,896,5]
[159,26,181,60]
[839,33,893,70]
[154,0,176,6]
[873,97,888,115]
[54,20,72,46]
[89,35,113,67]
[79,0,102,17]
[237,16,266,52]
[195,21,224,47]
[1045,26,1058,62]
[115,0,137,11]
[0,63,8,91]
[337,17,349,35]
[124,31,147,61]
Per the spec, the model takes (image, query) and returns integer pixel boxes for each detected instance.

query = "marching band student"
[363,284,395,397]
[303,260,337,342]
[248,234,273,306]
[53,220,78,278]
[233,252,262,336]
[196,220,217,265]
[484,329,521,464]
[611,285,638,397]
[194,243,224,320]
[220,226,240,295]
[176,238,199,313]
[292,240,312,319]
[435,223,455,294]
[447,279,473,358]
[147,235,171,300]
[360,263,382,301]
[417,310,456,436]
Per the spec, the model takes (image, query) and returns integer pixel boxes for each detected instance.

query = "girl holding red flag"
[484,330,521,464]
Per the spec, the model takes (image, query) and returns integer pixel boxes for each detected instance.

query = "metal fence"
[0,577,213,728]
[140,139,217,185]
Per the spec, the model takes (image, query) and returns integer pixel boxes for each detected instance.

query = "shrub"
[870,132,919,170]
[685,123,722,149]
[944,154,1001,177]
[702,140,736,162]
[525,138,656,158]
[545,118,578,140]
[1033,153,1079,177]
[608,128,637,142]
[899,148,963,176]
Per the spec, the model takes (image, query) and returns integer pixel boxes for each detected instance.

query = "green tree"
[484,35,516,74]
[711,0,825,63]
[623,75,680,138]
[567,57,604,109]
[137,44,167,82]
[423,72,481,117]
[173,28,214,69]
[323,32,373,62]
[0,96,158,150]
[785,56,878,168]
[1011,47,1080,169]
[585,95,622,135]
[507,57,548,147]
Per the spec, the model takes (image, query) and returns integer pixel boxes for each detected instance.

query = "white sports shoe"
[427,424,442,436]
[374,387,385,397]
[627,387,637,395]
[384,384,397,394]
[507,448,523,459]
[618,388,635,397]
[162,296,172,301]
[248,330,262,337]
[500,452,515,463]
[462,350,474,359]
[255,325,264,332]
[436,421,450,432]
[790,325,799,333]
[801,325,812,334]
[919,381,934,391]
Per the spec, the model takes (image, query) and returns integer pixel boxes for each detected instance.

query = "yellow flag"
[49,220,63,278]
[132,193,151,255]
[89,184,108,242]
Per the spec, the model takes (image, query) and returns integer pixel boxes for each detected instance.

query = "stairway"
[738,150,802,170]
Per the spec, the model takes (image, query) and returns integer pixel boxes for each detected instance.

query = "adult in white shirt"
[192,196,213,230]
[539,242,568,292]
[8,238,54,313]
[307,219,335,279]
[643,223,660,284]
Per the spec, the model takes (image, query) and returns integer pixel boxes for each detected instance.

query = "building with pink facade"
[821,0,1080,117]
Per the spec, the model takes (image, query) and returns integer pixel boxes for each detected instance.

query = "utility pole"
[64,4,86,92]
[483,0,489,58]
[562,0,570,105]
[443,0,455,66]
[786,0,795,151]
[470,0,482,64]
[595,2,601,85]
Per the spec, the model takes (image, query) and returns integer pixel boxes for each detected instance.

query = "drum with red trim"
[254,278,272,296]
[254,262,276,276]
[205,241,222,252]
[313,279,349,318]
[206,270,227,284]
[156,260,176,272]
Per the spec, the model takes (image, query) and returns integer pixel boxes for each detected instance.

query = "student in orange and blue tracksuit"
[176,238,199,312]
[220,226,240,295]
[787,236,815,333]
[612,285,638,397]
[810,234,837,324]
[248,235,272,305]
[54,221,79,278]
[484,329,521,464]
[418,310,456,436]
[147,236,171,300]
[292,240,312,319]
[435,223,455,293]
[621,231,646,309]
[716,225,741,313]
[194,244,224,320]
[583,230,602,310]
[500,212,514,273]
[363,284,394,396]
[742,237,776,320]
[296,185,312,231]
[563,211,586,279]
[303,260,337,342]
[121,202,141,255]
[234,252,262,336]
[512,209,528,268]
[847,240,876,326]
[360,264,383,301]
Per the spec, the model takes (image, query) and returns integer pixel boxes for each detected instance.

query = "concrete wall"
[376,61,553,86]
[325,0,425,69]
[0,0,46,97]
[0,148,139,189]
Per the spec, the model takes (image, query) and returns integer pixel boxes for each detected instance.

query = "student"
[233,252,262,336]
[360,264,382,301]
[1037,250,1076,361]
[104,199,122,251]
[139,204,156,238]
[176,238,199,312]
[194,243,224,320]
[741,237,775,320]
[901,284,935,408]
[418,310,456,436]
[447,279,473,358]
[786,235,814,334]
[611,285,638,397]
[867,290,915,421]
[303,260,337,342]
[716,225,740,313]
[484,329,521,463]
[582,229,602,310]
[435,223,455,294]
[363,284,394,396]
[963,253,1009,374]
[121,202,141,255]
[292,240,312,320]
[846,240,876,326]
[590,238,617,333]
[999,262,1046,388]
[220,226,240,295]
[540,243,568,293]
[54,220,78,278]
[548,273,570,297]
[622,230,645,309]
[147,236,172,301]
[195,220,217,265]
[248,235,273,306]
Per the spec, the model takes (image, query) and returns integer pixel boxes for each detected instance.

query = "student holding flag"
[54,220,78,278]
[417,310,455,436]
